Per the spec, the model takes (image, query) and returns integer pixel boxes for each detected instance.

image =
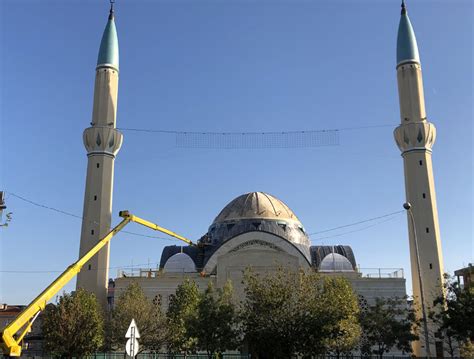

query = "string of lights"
[117,124,393,135]
[117,124,393,149]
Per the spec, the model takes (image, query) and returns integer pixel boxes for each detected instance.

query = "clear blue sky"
[0,0,472,304]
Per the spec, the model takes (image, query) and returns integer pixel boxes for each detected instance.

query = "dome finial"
[109,0,115,20]
[401,0,407,15]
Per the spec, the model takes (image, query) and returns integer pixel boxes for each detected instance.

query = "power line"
[310,215,401,242]
[307,210,405,235]
[8,190,405,246]
[0,261,161,274]
[6,192,178,242]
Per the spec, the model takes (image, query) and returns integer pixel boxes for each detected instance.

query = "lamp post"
[403,202,432,358]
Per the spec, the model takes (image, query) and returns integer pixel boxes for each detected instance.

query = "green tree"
[359,296,418,358]
[107,281,167,353]
[430,274,474,358]
[241,268,361,358]
[42,288,104,357]
[166,279,200,353]
[318,277,361,357]
[241,269,301,358]
[188,281,241,358]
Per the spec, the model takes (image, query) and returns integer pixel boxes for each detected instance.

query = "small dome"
[319,253,354,272]
[163,253,195,273]
[212,192,301,225]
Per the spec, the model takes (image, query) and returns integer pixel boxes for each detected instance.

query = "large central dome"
[212,192,302,225]
[207,192,311,259]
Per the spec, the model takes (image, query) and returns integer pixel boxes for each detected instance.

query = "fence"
[19,353,466,359]
[21,354,248,359]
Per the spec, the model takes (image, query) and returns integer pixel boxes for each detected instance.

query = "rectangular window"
[88,264,92,270]
[430,263,433,269]
[91,229,94,235]
[422,193,426,199]
[94,195,97,201]
[96,163,100,168]
[419,160,423,166]
[426,227,429,233]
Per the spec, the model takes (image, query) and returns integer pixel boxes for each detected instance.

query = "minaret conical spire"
[97,0,119,71]
[396,0,420,66]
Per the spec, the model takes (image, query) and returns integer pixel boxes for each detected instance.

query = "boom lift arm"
[1,211,193,356]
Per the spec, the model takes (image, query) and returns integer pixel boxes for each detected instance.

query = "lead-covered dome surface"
[212,192,302,224]
[208,192,311,260]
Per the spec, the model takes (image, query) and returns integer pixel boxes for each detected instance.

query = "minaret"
[76,3,123,307]
[393,1,444,356]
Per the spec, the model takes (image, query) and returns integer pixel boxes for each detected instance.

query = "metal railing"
[357,268,404,279]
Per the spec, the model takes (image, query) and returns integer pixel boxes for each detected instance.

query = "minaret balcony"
[394,121,436,154]
[83,126,123,157]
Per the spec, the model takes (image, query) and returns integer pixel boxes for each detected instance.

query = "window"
[426,227,429,233]
[422,193,426,199]
[429,263,433,269]
[91,229,94,235]
[88,264,92,270]
[94,195,97,201]
[419,160,423,166]
[96,163,100,168]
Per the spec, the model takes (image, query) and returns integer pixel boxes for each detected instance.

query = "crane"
[1,210,194,357]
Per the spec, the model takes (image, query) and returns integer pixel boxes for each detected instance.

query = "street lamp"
[403,202,432,358]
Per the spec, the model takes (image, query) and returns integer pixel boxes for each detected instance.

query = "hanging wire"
[310,215,403,242]
[6,192,177,242]
[307,210,405,235]
[117,124,393,149]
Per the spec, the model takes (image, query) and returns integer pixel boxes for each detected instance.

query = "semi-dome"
[212,192,302,225]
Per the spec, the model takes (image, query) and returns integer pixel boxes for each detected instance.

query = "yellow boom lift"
[1,211,194,357]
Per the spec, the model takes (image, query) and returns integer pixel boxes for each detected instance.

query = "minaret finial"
[109,0,115,20]
[401,0,407,15]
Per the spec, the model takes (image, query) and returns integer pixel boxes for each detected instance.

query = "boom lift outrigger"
[1,211,194,357]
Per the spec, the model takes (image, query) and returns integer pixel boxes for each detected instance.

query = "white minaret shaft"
[76,5,122,307]
[393,2,444,357]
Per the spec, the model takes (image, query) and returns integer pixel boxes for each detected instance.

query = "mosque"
[111,191,406,309]
[76,2,445,357]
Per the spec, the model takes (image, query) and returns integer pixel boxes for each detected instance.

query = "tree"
[188,281,241,358]
[107,281,167,353]
[241,268,361,358]
[42,288,104,357]
[166,279,200,353]
[359,296,418,358]
[318,277,361,357]
[430,274,474,358]
[241,268,302,358]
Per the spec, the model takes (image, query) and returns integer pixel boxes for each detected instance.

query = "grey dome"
[163,253,196,273]
[319,253,354,272]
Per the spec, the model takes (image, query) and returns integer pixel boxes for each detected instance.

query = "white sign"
[125,319,140,357]
[126,338,139,357]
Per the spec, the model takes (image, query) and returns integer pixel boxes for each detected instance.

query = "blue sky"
[0,0,472,304]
